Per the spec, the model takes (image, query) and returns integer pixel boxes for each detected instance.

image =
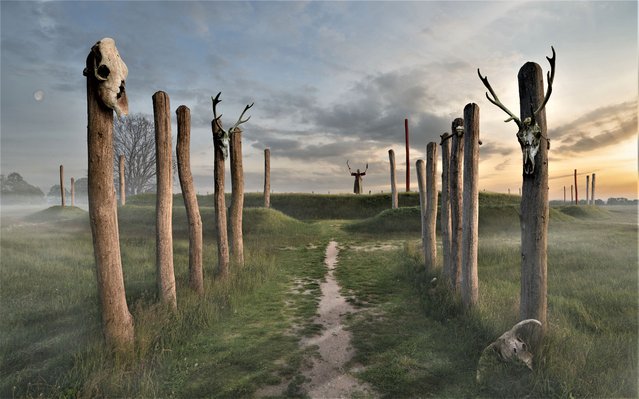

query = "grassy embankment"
[1,193,636,397]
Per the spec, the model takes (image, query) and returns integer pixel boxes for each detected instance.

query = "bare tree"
[113,114,157,196]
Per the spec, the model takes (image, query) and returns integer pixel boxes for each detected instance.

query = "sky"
[1,1,637,200]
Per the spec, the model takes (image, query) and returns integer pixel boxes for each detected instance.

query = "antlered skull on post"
[85,38,129,117]
[478,47,555,175]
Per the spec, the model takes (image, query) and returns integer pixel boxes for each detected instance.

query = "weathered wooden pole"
[518,62,549,328]
[439,133,452,283]
[586,175,590,205]
[388,149,398,209]
[59,165,65,207]
[229,126,245,267]
[449,118,464,292]
[405,118,410,192]
[563,185,566,204]
[574,169,578,205]
[416,159,428,268]
[119,155,126,206]
[152,91,176,309]
[264,148,271,208]
[212,119,230,278]
[425,142,438,273]
[591,173,596,205]
[70,177,75,207]
[84,38,133,350]
[176,105,204,295]
[461,104,480,308]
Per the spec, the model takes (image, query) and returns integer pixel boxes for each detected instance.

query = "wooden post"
[574,169,579,205]
[591,173,596,205]
[212,120,230,278]
[563,186,566,204]
[264,148,271,208]
[416,159,428,269]
[586,175,590,205]
[571,185,573,203]
[439,133,452,283]
[229,127,245,267]
[405,118,410,192]
[388,149,398,209]
[176,105,204,295]
[152,91,176,309]
[70,177,75,207]
[59,165,65,207]
[461,104,480,308]
[425,142,438,273]
[518,62,549,328]
[119,155,126,206]
[84,43,134,351]
[449,118,464,292]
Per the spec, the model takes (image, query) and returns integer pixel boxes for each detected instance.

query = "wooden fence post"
[461,104,480,308]
[176,105,204,295]
[264,148,271,208]
[591,173,596,205]
[212,119,230,278]
[416,159,428,269]
[84,39,134,351]
[574,169,578,205]
[229,126,245,267]
[425,142,438,273]
[571,185,573,203]
[405,118,410,192]
[60,165,65,207]
[152,91,177,309]
[586,175,590,205]
[119,155,126,206]
[439,133,452,284]
[388,149,398,209]
[70,177,75,207]
[518,62,549,328]
[449,118,464,292]
[563,186,566,204]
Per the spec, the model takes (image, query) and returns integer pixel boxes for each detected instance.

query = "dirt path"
[300,241,376,398]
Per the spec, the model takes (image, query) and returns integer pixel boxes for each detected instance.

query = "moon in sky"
[33,90,45,102]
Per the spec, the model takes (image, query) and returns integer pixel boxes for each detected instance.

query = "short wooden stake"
[388,149,398,209]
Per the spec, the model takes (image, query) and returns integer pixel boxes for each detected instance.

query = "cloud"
[551,100,637,154]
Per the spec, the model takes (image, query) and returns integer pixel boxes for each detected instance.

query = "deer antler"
[533,46,556,117]
[477,69,522,129]
[346,160,352,172]
[228,102,254,133]
[211,92,224,133]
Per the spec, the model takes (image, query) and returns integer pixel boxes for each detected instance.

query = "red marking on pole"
[405,118,410,192]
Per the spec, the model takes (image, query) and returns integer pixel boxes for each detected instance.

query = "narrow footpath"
[300,241,376,398]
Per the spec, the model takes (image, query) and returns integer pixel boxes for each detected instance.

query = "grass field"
[1,194,636,398]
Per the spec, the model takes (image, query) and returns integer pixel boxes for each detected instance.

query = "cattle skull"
[478,47,555,175]
[88,38,128,117]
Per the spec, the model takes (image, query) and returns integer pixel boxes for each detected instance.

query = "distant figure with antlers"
[347,160,368,194]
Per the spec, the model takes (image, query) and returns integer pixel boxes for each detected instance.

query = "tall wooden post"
[586,175,590,205]
[152,91,176,309]
[212,120,230,277]
[119,155,126,206]
[449,118,464,291]
[59,165,65,207]
[229,127,245,267]
[461,104,480,308]
[70,177,75,207]
[416,159,428,268]
[563,186,566,204]
[591,174,596,205]
[519,62,549,328]
[439,133,452,283]
[84,42,134,350]
[388,149,398,209]
[424,142,438,273]
[405,118,410,192]
[176,105,204,295]
[571,185,574,203]
[264,148,271,208]
[574,169,578,205]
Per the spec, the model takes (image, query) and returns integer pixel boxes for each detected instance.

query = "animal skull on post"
[211,92,254,159]
[478,47,555,175]
[85,38,129,117]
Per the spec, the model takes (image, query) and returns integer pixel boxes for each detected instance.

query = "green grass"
[1,193,636,398]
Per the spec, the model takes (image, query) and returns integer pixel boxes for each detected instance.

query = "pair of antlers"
[211,91,254,135]
[478,46,556,129]
[347,160,368,173]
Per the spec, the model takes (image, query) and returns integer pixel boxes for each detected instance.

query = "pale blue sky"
[1,1,637,198]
